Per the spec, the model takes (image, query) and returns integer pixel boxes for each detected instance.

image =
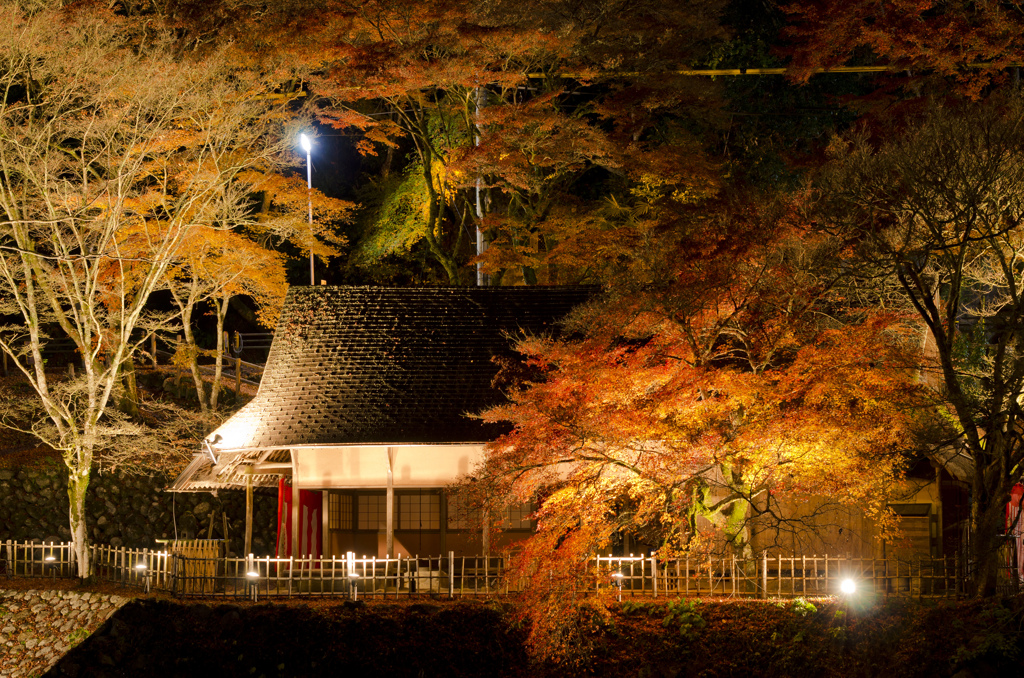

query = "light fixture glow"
[135,562,147,571]
[44,556,55,562]
[246,570,260,579]
[840,578,856,595]
[300,133,312,153]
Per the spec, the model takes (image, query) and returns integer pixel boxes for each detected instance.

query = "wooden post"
[439,490,447,556]
[243,470,253,557]
[386,447,394,558]
[236,357,242,395]
[68,362,75,379]
[652,554,658,598]
[206,510,216,540]
[762,552,768,599]
[449,550,455,598]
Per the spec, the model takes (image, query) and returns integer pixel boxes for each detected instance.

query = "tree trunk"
[210,296,228,409]
[118,356,141,418]
[67,468,91,578]
[970,493,1006,596]
[181,308,208,413]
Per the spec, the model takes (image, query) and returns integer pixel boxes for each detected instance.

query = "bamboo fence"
[5,539,1010,600]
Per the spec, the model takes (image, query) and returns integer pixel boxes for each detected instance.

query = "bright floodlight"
[246,570,260,579]
[840,578,856,595]
[300,133,312,153]
[135,562,147,571]
[44,556,55,562]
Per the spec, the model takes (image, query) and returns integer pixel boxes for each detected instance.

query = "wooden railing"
[3,540,990,600]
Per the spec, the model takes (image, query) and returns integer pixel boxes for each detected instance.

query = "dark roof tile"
[210,285,593,449]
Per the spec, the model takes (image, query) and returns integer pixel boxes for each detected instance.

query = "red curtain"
[276,478,323,561]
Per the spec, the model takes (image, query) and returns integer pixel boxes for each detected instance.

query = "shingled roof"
[206,285,594,452]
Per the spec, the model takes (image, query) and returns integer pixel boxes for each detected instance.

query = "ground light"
[44,555,56,582]
[611,572,624,602]
[349,571,360,601]
[840,578,856,595]
[247,570,260,602]
[135,562,150,593]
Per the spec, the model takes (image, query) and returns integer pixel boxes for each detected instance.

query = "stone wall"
[0,589,129,678]
[0,461,279,557]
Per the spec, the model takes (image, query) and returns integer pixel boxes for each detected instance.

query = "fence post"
[651,554,658,598]
[449,551,455,599]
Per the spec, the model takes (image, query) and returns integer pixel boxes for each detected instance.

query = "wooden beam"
[251,463,293,473]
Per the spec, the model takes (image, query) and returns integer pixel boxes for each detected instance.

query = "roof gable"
[209,285,593,451]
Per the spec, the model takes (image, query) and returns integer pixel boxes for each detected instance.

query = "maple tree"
[165,172,353,410]
[783,0,1024,99]
[457,195,926,650]
[203,0,728,284]
[812,99,1024,596]
[0,3,294,576]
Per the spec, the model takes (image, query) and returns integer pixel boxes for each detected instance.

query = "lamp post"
[300,133,314,285]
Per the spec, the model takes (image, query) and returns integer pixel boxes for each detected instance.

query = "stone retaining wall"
[0,589,129,678]
[0,462,279,557]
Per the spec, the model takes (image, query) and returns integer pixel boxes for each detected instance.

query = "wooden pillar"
[482,508,490,557]
[482,508,490,584]
[322,491,330,560]
[386,447,394,558]
[439,489,447,555]
[291,452,301,559]
[934,466,944,558]
[244,470,254,556]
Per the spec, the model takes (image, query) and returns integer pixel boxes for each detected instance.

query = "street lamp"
[300,133,314,285]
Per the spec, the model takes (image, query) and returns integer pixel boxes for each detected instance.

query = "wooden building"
[169,285,593,560]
